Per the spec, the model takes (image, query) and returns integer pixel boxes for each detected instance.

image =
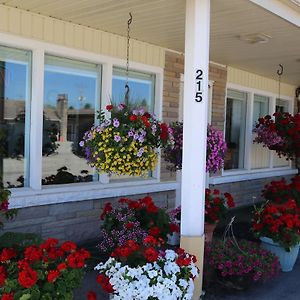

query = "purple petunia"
[113,118,120,128]
[114,135,121,142]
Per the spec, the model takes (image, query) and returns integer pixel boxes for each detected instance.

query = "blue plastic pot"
[260,237,300,272]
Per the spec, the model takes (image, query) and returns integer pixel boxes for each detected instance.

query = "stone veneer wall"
[2,190,175,243]
[210,175,295,207]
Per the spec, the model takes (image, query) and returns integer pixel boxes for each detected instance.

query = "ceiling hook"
[277,64,283,76]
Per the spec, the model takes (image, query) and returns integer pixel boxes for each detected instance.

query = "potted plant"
[167,206,181,245]
[252,199,300,271]
[98,196,180,254]
[0,238,90,299]
[80,104,173,177]
[95,236,199,299]
[204,239,280,290]
[204,189,235,242]
[262,176,300,207]
[0,179,17,228]
[163,123,227,173]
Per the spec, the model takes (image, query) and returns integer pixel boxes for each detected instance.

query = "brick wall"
[2,190,175,243]
[209,63,227,131]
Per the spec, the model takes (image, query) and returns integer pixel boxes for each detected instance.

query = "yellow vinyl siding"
[0,5,165,68]
[228,66,296,97]
[251,142,270,169]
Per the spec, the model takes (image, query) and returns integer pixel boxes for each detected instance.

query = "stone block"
[49,200,93,216]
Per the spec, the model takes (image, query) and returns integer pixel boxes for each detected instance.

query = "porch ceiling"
[1,0,299,86]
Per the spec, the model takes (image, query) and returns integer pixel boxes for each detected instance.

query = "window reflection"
[0,46,31,188]
[42,56,100,185]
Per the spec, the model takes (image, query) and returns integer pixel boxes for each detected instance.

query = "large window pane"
[112,68,155,112]
[42,55,100,185]
[0,46,31,188]
[224,90,247,170]
[251,94,270,169]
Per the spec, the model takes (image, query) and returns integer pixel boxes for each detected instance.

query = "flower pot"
[204,222,218,242]
[260,237,300,272]
[167,232,180,246]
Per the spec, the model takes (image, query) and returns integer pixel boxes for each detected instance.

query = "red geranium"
[87,291,97,300]
[0,248,17,262]
[99,196,175,254]
[1,293,14,300]
[47,270,60,283]
[252,200,300,250]
[144,247,159,262]
[61,241,77,252]
[205,188,235,224]
[0,266,7,287]
[18,267,38,288]
[0,238,89,299]
[106,104,113,111]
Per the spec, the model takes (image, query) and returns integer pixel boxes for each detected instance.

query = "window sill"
[10,180,179,209]
[209,168,298,185]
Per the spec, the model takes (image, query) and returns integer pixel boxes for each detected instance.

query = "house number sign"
[195,69,203,103]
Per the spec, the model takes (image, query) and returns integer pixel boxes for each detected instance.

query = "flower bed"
[0,238,90,299]
[80,104,173,176]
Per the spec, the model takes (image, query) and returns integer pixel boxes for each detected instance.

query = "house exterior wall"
[227,66,295,97]
[0,5,165,68]
[2,190,175,243]
[211,175,295,207]
[0,14,297,242]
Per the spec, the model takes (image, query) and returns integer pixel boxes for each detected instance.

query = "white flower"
[95,250,198,300]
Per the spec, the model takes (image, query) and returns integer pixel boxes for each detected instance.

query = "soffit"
[0,0,299,86]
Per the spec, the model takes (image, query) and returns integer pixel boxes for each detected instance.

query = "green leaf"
[19,294,31,300]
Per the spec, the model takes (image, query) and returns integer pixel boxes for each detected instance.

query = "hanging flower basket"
[80,104,173,176]
[163,123,227,173]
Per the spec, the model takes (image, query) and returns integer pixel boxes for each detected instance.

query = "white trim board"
[10,181,179,209]
[210,168,297,185]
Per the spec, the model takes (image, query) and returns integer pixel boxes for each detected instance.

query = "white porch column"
[180,0,210,299]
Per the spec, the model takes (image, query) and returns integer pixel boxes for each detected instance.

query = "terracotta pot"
[204,222,218,242]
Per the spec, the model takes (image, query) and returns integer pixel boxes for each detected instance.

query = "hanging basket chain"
[125,12,133,105]
[277,64,283,101]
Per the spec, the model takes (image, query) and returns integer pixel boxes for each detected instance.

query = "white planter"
[260,237,300,272]
[167,232,180,246]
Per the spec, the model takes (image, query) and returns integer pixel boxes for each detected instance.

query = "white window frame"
[0,32,178,209]
[210,83,297,184]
